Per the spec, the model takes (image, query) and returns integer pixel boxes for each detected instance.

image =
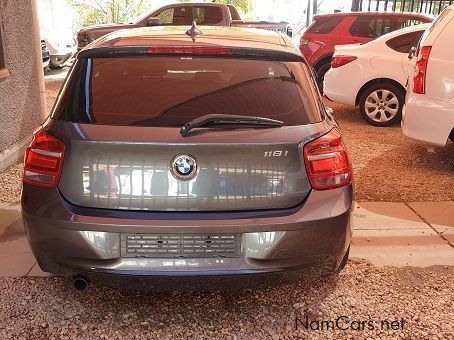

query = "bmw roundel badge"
[171,154,198,180]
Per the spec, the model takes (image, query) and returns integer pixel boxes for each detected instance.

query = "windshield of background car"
[52,57,324,127]
[307,16,344,34]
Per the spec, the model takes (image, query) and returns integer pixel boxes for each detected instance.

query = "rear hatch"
[51,48,327,211]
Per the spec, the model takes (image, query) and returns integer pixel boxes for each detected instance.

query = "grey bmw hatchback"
[22,26,353,291]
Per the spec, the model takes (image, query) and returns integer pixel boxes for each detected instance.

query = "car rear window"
[154,6,223,25]
[386,30,424,53]
[350,16,394,38]
[398,18,428,28]
[306,16,344,34]
[52,57,324,127]
[192,6,223,25]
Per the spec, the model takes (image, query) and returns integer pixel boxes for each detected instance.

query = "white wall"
[37,0,75,41]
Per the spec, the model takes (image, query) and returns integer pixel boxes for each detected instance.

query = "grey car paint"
[56,122,332,212]
[22,118,353,288]
[22,27,352,289]
[22,180,352,286]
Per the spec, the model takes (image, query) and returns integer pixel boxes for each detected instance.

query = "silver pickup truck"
[77,2,292,49]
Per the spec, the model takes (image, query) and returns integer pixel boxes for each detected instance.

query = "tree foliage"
[69,0,154,26]
[177,0,252,13]
[69,0,253,28]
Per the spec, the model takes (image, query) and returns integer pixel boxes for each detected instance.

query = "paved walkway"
[0,201,452,277]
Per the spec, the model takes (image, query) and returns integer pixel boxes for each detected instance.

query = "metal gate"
[352,0,453,15]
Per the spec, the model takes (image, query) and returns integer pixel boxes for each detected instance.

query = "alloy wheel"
[364,89,399,123]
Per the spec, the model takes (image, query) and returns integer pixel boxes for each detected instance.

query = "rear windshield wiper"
[180,114,283,137]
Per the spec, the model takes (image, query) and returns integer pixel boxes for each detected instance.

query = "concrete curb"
[0,136,30,172]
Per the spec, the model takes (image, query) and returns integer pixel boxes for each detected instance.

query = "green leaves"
[177,0,253,14]
[69,0,154,26]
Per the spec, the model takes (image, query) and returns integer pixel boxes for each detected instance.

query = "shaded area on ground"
[0,260,452,339]
[326,99,454,202]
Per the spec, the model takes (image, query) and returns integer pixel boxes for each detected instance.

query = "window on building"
[0,18,7,72]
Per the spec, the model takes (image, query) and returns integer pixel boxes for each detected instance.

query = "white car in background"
[402,5,454,146]
[45,35,76,69]
[324,23,430,126]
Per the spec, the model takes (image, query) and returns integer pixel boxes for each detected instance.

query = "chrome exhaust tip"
[73,275,90,292]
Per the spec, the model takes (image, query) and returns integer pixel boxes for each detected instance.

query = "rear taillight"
[23,129,65,188]
[331,55,357,68]
[303,129,352,190]
[413,46,432,94]
[147,46,232,55]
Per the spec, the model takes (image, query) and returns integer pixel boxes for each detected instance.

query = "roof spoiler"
[77,46,305,62]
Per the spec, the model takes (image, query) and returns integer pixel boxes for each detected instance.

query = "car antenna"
[186,21,203,42]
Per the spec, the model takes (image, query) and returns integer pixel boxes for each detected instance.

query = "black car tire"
[316,62,331,92]
[359,83,404,127]
[50,63,64,69]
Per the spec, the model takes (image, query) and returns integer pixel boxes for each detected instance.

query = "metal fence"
[352,0,453,15]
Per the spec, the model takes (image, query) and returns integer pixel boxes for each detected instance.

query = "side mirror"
[408,46,417,59]
[147,17,161,26]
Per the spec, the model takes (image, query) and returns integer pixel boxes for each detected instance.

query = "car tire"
[321,245,350,276]
[316,62,331,92]
[359,83,404,127]
[50,63,64,69]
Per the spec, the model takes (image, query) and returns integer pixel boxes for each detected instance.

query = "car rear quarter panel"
[301,17,347,66]
[425,13,454,103]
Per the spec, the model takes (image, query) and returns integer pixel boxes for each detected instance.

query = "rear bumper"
[22,184,353,288]
[402,94,454,146]
[50,52,74,67]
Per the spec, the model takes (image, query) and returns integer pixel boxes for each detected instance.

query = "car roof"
[333,23,431,54]
[314,11,433,20]
[376,22,431,41]
[85,26,297,55]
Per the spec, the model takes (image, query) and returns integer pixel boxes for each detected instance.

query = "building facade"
[0,0,46,171]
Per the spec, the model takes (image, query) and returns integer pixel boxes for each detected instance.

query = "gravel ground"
[0,260,452,339]
[0,70,452,204]
[326,99,454,202]
[0,163,22,204]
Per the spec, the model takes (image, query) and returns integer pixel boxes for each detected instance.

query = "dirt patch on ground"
[327,99,454,202]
